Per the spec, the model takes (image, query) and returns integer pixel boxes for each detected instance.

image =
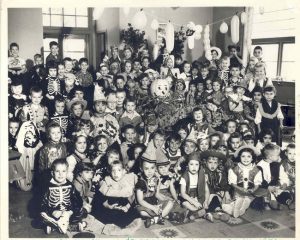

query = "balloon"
[231,15,240,44]
[259,7,264,15]
[153,44,160,61]
[123,7,130,16]
[220,22,228,34]
[93,8,104,20]
[188,35,195,49]
[132,9,147,29]
[151,19,159,30]
[240,12,247,24]
[165,21,174,53]
[187,21,196,30]
[194,32,201,40]
[204,25,210,33]
[195,25,203,33]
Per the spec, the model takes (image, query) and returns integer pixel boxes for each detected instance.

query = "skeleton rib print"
[48,185,72,210]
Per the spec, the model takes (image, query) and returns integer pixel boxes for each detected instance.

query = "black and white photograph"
[1,0,298,238]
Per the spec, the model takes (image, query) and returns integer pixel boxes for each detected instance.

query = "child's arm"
[203,180,210,209]
[99,177,133,198]
[136,189,160,215]
[169,178,178,202]
[279,165,289,189]
[179,180,201,209]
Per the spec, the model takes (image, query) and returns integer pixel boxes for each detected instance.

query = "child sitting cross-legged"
[222,146,262,218]
[98,160,141,234]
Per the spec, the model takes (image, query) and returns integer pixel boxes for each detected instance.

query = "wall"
[95,8,120,50]
[119,7,213,62]
[211,7,245,56]
[8,8,43,65]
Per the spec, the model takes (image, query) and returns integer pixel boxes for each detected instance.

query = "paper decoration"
[194,32,201,40]
[165,21,175,53]
[188,35,195,49]
[231,15,240,44]
[151,19,159,30]
[187,21,196,30]
[204,24,210,33]
[132,9,147,29]
[220,21,228,34]
[153,43,160,60]
[195,24,203,33]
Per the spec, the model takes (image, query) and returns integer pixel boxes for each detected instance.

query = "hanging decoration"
[123,7,130,16]
[151,19,159,30]
[165,21,175,53]
[194,32,201,40]
[195,25,203,33]
[231,14,240,44]
[93,8,104,20]
[203,24,212,60]
[240,11,247,25]
[187,35,195,49]
[132,9,147,29]
[220,21,228,34]
[153,43,160,60]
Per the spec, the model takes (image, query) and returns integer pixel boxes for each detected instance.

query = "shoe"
[157,218,165,225]
[197,208,206,218]
[269,200,279,210]
[233,198,244,218]
[204,213,214,223]
[168,212,177,221]
[45,225,52,235]
[176,212,186,223]
[144,219,152,228]
[78,221,87,232]
[219,213,230,222]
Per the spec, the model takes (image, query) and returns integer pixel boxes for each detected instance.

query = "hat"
[210,47,222,59]
[234,145,260,158]
[186,151,201,162]
[141,142,157,164]
[106,94,117,103]
[9,149,21,161]
[66,98,87,112]
[185,132,198,146]
[175,78,186,90]
[200,150,226,162]
[11,77,23,86]
[156,148,170,166]
[144,113,158,126]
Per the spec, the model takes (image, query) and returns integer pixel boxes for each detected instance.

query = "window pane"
[63,38,85,52]
[281,43,296,81]
[43,14,50,26]
[51,8,62,14]
[76,8,88,16]
[64,8,75,15]
[64,16,76,27]
[63,52,85,60]
[42,8,50,14]
[51,15,63,27]
[251,44,278,78]
[76,16,88,28]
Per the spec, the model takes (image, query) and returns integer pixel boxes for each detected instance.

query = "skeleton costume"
[50,113,69,137]
[217,67,229,86]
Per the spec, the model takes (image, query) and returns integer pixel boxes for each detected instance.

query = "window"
[42,8,88,28]
[251,4,295,81]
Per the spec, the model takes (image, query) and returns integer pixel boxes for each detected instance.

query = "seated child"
[126,143,146,174]
[223,146,262,218]
[40,158,85,234]
[165,133,182,171]
[9,78,28,118]
[98,160,138,228]
[120,124,137,166]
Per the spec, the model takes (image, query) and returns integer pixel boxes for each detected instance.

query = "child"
[135,150,174,228]
[19,86,49,138]
[185,80,197,110]
[255,86,284,146]
[9,118,20,150]
[120,124,137,166]
[73,162,95,214]
[45,41,61,65]
[205,99,227,131]
[191,61,200,80]
[116,90,126,118]
[165,133,182,171]
[126,143,146,174]
[199,150,231,222]
[202,78,213,101]
[115,75,126,91]
[195,80,205,105]
[179,152,207,221]
[9,78,28,118]
[178,61,192,90]
[38,122,68,176]
[211,78,224,106]
[61,73,77,100]
[40,158,84,234]
[227,132,243,158]
[256,129,276,152]
[49,96,69,139]
[98,160,139,229]
[228,44,243,67]
[217,56,230,86]
[66,134,90,182]
[199,60,210,82]
[223,146,262,218]
[160,55,180,81]
[244,56,259,84]
[228,63,244,87]
[119,97,142,129]
[90,134,109,167]
[8,42,26,78]
[253,46,264,63]
[140,113,158,146]
[105,92,120,119]
[248,63,273,91]
[223,119,238,144]
[64,57,75,74]
[76,58,94,88]
[109,45,121,65]
[198,137,210,152]
[132,59,143,78]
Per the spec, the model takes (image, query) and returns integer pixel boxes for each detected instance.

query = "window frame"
[252,37,295,80]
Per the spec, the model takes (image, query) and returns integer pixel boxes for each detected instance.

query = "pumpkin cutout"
[150,78,171,98]
[231,15,240,44]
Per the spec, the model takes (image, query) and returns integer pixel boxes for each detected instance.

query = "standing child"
[140,113,158,146]
[178,61,192,90]
[217,56,230,87]
[9,118,20,150]
[40,158,85,234]
[223,146,262,218]
[223,119,238,144]
[9,78,28,118]
[45,41,61,65]
[76,58,93,88]
[255,86,284,146]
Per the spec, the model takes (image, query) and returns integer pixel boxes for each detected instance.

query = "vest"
[232,165,260,189]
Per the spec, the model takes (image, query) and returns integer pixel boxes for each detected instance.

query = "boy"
[120,124,137,166]
[105,92,120,119]
[228,44,243,67]
[46,41,61,65]
[228,63,244,87]
[116,90,126,117]
[19,86,49,134]
[119,97,142,129]
[140,113,158,146]
[9,78,28,118]
[255,86,284,146]
[217,56,230,86]
[40,158,85,234]
[76,58,94,88]
[8,42,26,77]
[165,133,182,171]
[132,59,143,78]
[63,57,75,74]
[253,46,264,63]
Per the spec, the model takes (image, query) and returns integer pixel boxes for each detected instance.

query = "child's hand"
[203,201,208,209]
[193,200,202,209]
[120,206,129,212]
[110,203,119,209]
[268,186,277,193]
[52,210,62,219]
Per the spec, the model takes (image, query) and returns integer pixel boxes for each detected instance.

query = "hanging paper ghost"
[195,24,203,33]
[188,35,195,49]
[165,21,174,53]
[231,15,240,44]
[153,43,160,61]
[132,9,147,29]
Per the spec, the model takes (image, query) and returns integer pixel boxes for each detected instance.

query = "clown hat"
[156,148,170,166]
[141,141,157,164]
[94,92,107,103]
[210,46,222,59]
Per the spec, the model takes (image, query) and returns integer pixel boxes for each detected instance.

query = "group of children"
[8,40,295,235]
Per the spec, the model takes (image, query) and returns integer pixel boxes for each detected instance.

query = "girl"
[202,78,213,102]
[223,146,262,218]
[198,137,210,152]
[66,134,90,182]
[248,63,273,92]
[160,55,180,83]
[227,132,243,158]
[223,119,238,144]
[244,56,258,84]
[135,151,174,228]
[211,78,224,106]
[256,129,275,152]
[185,80,197,112]
[178,61,192,90]
[173,79,186,106]
[122,60,134,81]
[90,135,109,167]
[179,152,207,221]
